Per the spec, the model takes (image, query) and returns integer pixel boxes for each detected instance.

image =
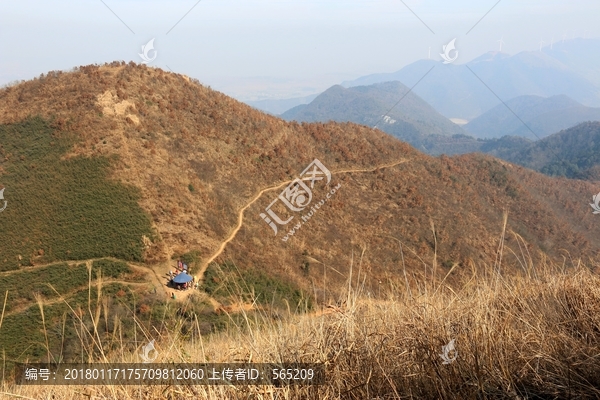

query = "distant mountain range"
[247,39,600,124]
[282,81,464,136]
[342,39,600,120]
[244,38,600,163]
[280,80,600,158]
[543,38,600,86]
[464,94,600,139]
[280,81,470,154]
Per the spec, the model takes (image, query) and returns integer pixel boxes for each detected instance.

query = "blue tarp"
[172,272,193,284]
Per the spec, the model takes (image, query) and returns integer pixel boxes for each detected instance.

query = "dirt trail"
[0,159,409,309]
[0,259,102,277]
[0,258,168,306]
[2,280,151,318]
[0,257,156,279]
[197,158,410,282]
[129,261,171,298]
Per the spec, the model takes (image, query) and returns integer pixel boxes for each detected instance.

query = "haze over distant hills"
[342,39,600,120]
[249,39,600,123]
[543,38,600,86]
[465,94,600,139]
[246,93,319,115]
[279,81,600,158]
[281,81,464,135]
[281,81,471,154]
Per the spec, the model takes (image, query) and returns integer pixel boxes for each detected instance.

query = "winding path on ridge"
[197,158,410,283]
[0,159,410,309]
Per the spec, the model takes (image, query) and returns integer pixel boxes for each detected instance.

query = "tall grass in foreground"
[2,255,600,399]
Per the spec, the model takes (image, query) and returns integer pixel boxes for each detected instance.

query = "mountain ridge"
[491,121,600,179]
[2,63,600,368]
[465,94,600,139]
[341,39,600,120]
[281,81,468,153]
[1,62,599,294]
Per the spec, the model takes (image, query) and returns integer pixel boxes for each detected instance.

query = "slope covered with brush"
[0,62,598,299]
[493,121,600,179]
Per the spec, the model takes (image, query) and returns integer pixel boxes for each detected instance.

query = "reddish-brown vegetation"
[0,62,598,299]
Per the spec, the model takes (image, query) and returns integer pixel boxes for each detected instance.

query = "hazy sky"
[1,0,598,100]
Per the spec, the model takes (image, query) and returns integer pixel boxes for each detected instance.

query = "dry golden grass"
[2,253,600,399]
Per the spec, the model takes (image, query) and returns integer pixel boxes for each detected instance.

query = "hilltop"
[281,81,465,137]
[281,81,471,154]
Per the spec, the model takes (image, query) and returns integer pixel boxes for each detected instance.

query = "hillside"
[497,121,600,179]
[342,40,600,120]
[0,117,154,271]
[1,62,599,288]
[465,94,600,139]
[1,63,600,367]
[281,81,469,154]
[282,81,465,135]
[479,135,533,160]
[543,37,600,86]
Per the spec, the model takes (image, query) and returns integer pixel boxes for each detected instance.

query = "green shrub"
[0,117,154,271]
[0,260,132,314]
[92,259,131,278]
